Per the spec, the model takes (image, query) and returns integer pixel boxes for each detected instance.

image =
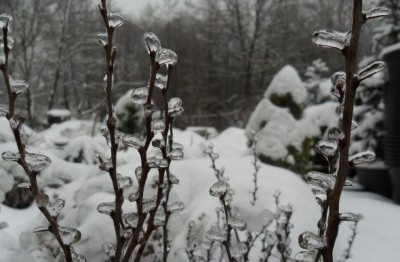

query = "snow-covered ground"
[0,120,399,261]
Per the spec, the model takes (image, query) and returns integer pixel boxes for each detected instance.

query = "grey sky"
[114,0,164,16]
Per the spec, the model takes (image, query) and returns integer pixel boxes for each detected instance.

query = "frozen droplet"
[349,150,375,165]
[340,212,359,222]
[230,242,247,258]
[154,208,166,226]
[102,242,116,258]
[363,7,389,20]
[135,166,142,181]
[26,153,51,172]
[152,139,165,148]
[294,250,318,262]
[209,180,230,197]
[0,13,13,31]
[168,97,184,117]
[98,33,108,46]
[122,135,145,149]
[1,151,19,162]
[33,226,49,233]
[205,226,226,243]
[143,32,161,54]
[0,105,7,117]
[107,12,124,28]
[298,231,325,250]
[357,61,386,81]
[228,214,247,231]
[306,171,334,191]
[156,48,178,67]
[46,199,65,218]
[167,201,184,213]
[312,29,350,50]
[9,76,29,95]
[169,174,180,185]
[142,197,157,213]
[152,119,165,133]
[17,182,31,189]
[70,247,86,262]
[97,202,115,215]
[128,191,138,202]
[36,193,50,208]
[315,140,337,158]
[328,127,344,140]
[117,174,133,189]
[123,212,138,228]
[99,161,113,172]
[59,227,81,245]
[131,87,148,105]
[155,73,168,90]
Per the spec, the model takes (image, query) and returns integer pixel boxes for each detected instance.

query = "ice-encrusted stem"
[0,19,74,262]
[322,1,363,261]
[249,131,260,205]
[98,1,125,260]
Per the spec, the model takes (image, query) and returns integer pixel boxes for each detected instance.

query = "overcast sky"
[113,0,167,16]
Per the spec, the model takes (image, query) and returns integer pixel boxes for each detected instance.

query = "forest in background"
[0,0,395,130]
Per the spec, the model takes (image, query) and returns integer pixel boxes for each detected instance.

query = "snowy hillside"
[0,121,399,261]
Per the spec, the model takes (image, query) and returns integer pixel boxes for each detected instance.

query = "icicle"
[294,250,318,262]
[26,153,52,172]
[117,174,133,189]
[363,7,390,20]
[1,151,19,162]
[131,87,148,105]
[328,127,345,140]
[97,202,115,215]
[46,199,65,218]
[306,171,334,191]
[209,180,230,197]
[357,61,386,81]
[9,76,29,95]
[168,97,184,117]
[35,193,50,208]
[230,242,248,259]
[123,212,138,228]
[0,14,13,31]
[98,33,108,46]
[167,201,185,213]
[59,226,81,245]
[340,212,360,222]
[102,242,116,258]
[228,214,247,231]
[156,48,178,67]
[205,226,226,243]
[143,32,161,54]
[315,140,338,159]
[107,12,124,28]
[122,134,145,149]
[155,73,168,90]
[312,29,350,51]
[298,231,325,250]
[349,150,375,165]
[152,119,165,133]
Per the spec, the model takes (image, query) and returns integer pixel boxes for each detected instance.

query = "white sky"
[113,0,165,16]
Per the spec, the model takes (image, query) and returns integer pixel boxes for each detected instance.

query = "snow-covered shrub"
[246,65,315,174]
[304,59,331,104]
[115,89,144,135]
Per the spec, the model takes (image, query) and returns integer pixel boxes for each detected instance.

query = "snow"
[0,120,399,261]
[46,109,71,118]
[380,42,400,58]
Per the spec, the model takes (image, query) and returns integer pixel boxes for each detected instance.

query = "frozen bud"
[155,73,168,90]
[0,13,13,31]
[363,7,389,20]
[142,197,157,213]
[35,193,50,208]
[209,180,230,197]
[26,153,51,172]
[312,29,350,51]
[306,171,334,191]
[298,231,325,250]
[59,227,81,245]
[315,140,337,159]
[327,127,344,140]
[340,212,360,222]
[9,76,29,95]
[46,199,65,218]
[117,174,133,189]
[128,191,138,202]
[144,103,156,116]
[349,150,375,165]
[357,61,386,82]
[102,243,116,258]
[97,202,115,216]
[230,242,247,259]
[167,201,185,213]
[154,208,166,226]
[152,119,165,133]
[228,214,247,231]
[156,48,178,67]
[131,87,148,105]
[122,135,145,149]
[205,226,226,243]
[135,166,142,180]
[123,212,138,228]
[169,173,180,185]
[107,12,124,28]
[294,250,318,262]
[1,151,19,162]
[168,97,184,117]
[98,33,108,46]
[143,32,161,54]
